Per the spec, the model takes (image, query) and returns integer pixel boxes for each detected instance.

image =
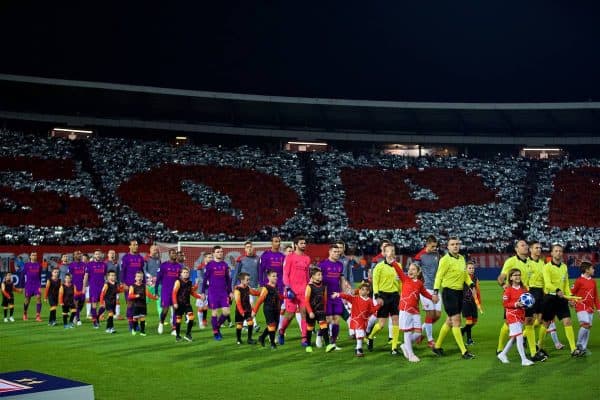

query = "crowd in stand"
[0,129,599,254]
[525,157,600,252]
[0,129,104,244]
[311,150,529,253]
[86,137,311,243]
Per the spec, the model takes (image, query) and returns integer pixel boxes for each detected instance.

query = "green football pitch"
[1,281,599,400]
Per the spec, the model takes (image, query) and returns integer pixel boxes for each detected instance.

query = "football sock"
[423,318,433,341]
[464,324,473,341]
[268,330,275,345]
[368,323,382,340]
[404,332,414,356]
[435,323,450,349]
[306,328,313,346]
[300,318,307,342]
[247,321,254,341]
[523,325,536,356]
[497,323,509,352]
[537,325,547,349]
[499,337,514,358]
[564,325,576,352]
[320,327,330,346]
[90,307,97,323]
[516,335,528,362]
[452,326,467,354]
[331,324,339,344]
[160,309,168,324]
[391,326,400,351]
[548,321,560,345]
[259,329,268,342]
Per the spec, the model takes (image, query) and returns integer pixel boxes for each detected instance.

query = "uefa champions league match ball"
[519,292,535,308]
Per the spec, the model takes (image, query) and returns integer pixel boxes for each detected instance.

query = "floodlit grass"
[1,281,599,399]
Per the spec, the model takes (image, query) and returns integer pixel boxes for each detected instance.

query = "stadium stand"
[1,129,599,254]
[525,157,600,252]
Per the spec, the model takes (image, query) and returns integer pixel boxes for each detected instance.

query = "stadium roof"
[1,73,600,145]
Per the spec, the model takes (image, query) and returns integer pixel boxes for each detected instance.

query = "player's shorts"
[508,321,524,337]
[462,301,478,319]
[48,296,59,307]
[161,291,175,309]
[195,297,208,309]
[376,292,399,318]
[284,293,305,314]
[421,288,442,312]
[348,316,368,332]
[175,304,193,317]
[326,297,344,316]
[306,311,326,327]
[399,310,422,332]
[133,305,148,319]
[208,293,230,310]
[2,296,14,307]
[61,304,75,314]
[235,309,252,323]
[529,287,544,314]
[89,286,102,303]
[104,301,116,314]
[353,328,366,339]
[577,311,593,327]
[542,294,570,322]
[263,306,280,325]
[441,288,464,317]
[25,285,39,298]
[524,304,535,318]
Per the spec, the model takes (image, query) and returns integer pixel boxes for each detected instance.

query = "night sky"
[2,2,599,102]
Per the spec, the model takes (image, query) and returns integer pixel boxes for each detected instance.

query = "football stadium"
[1,3,600,400]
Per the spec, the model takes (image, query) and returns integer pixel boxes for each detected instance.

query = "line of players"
[0,237,346,343]
[495,240,600,364]
[3,235,599,365]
